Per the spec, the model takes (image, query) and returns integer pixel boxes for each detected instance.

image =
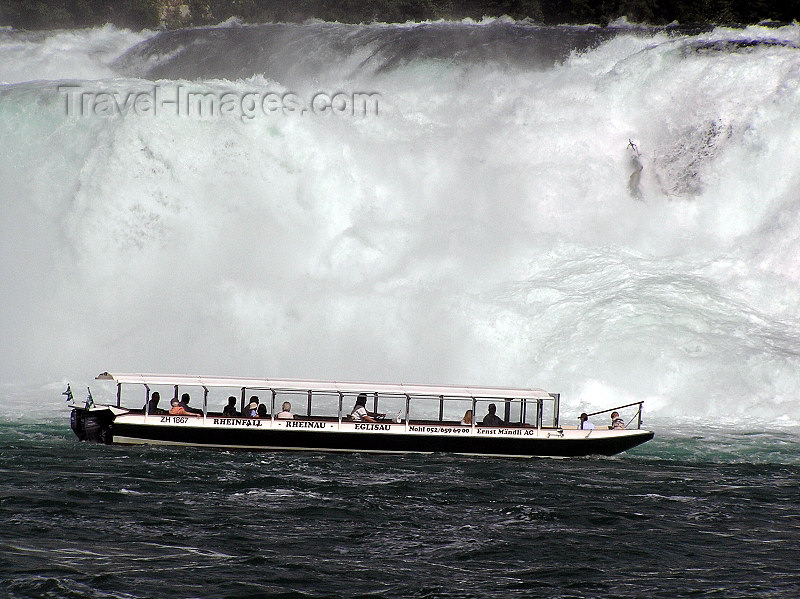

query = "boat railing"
[584,401,644,429]
[98,373,571,430]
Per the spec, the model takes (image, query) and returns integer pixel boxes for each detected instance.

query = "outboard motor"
[70,408,113,444]
[70,409,87,441]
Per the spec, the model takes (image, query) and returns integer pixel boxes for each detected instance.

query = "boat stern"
[69,406,119,444]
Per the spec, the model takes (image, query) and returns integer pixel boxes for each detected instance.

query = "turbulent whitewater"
[1,21,800,425]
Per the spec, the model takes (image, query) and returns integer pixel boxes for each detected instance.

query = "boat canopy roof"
[96,372,554,400]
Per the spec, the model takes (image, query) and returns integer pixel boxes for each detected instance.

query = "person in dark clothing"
[143,391,167,415]
[222,396,239,417]
[610,411,626,429]
[179,393,203,415]
[481,403,504,426]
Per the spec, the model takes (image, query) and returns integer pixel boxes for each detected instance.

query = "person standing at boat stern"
[611,411,626,429]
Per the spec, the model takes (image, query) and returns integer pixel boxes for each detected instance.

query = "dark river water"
[1,421,798,598]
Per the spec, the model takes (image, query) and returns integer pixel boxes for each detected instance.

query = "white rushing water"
[1,21,799,425]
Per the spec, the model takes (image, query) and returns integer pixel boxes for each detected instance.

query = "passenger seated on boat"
[244,397,259,418]
[579,413,595,430]
[257,403,268,418]
[169,398,200,417]
[277,402,294,419]
[143,391,167,415]
[481,404,504,426]
[222,396,239,418]
[610,411,626,430]
[460,410,473,425]
[179,393,203,415]
[350,393,377,422]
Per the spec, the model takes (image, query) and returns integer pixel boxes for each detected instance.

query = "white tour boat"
[67,372,654,457]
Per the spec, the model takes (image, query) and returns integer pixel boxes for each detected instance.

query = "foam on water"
[0,24,153,83]
[1,22,799,426]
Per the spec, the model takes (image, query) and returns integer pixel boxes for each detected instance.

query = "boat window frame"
[142,384,150,417]
[99,373,561,428]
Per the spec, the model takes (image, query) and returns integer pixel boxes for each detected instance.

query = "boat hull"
[77,409,654,457]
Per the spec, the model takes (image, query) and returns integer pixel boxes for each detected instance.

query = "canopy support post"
[552,393,560,428]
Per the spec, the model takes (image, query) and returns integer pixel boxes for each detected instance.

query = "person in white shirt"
[350,394,376,422]
[277,402,294,419]
[579,413,595,430]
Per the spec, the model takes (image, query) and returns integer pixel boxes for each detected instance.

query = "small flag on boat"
[85,387,94,409]
[63,385,74,403]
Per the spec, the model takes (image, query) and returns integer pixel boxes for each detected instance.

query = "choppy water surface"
[1,421,798,599]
